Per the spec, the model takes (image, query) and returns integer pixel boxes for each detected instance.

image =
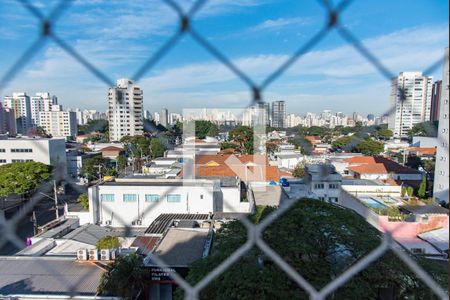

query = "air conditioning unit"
[100,249,110,261]
[136,219,142,226]
[110,248,117,260]
[88,249,98,260]
[77,249,87,261]
[104,220,111,226]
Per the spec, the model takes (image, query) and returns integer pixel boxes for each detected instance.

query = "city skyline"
[0,1,448,115]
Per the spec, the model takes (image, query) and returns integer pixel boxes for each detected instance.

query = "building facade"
[271,101,286,128]
[430,80,442,122]
[388,72,433,137]
[30,92,57,127]
[108,79,144,141]
[38,105,77,138]
[434,48,449,204]
[0,103,16,135]
[160,108,168,128]
[0,137,67,175]
[3,92,32,134]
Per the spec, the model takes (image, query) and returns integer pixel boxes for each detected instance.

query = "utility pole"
[53,180,59,219]
[32,211,38,235]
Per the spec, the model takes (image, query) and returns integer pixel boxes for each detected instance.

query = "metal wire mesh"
[0,0,448,299]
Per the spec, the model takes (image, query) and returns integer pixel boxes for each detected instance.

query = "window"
[101,194,115,202]
[318,197,325,201]
[11,148,33,153]
[0,149,5,152]
[0,159,6,163]
[329,197,338,203]
[314,183,324,189]
[167,194,181,203]
[12,159,33,163]
[123,194,137,202]
[200,194,204,199]
[329,183,339,189]
[145,194,160,202]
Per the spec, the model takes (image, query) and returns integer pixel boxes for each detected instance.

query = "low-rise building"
[344,156,422,182]
[0,137,67,175]
[304,163,342,203]
[88,177,245,227]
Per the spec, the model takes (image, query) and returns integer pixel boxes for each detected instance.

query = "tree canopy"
[77,193,89,210]
[0,161,52,197]
[98,253,145,299]
[178,200,447,299]
[150,138,166,159]
[96,235,121,249]
[229,126,254,154]
[332,136,384,155]
[78,119,109,135]
[407,121,439,137]
[79,156,116,181]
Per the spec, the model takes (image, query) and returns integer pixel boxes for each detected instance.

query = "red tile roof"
[345,156,420,175]
[100,146,123,152]
[407,147,436,155]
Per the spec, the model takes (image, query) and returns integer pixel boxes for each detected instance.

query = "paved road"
[0,184,86,255]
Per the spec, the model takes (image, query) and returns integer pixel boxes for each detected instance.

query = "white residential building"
[108,79,143,141]
[305,164,342,203]
[0,137,67,175]
[38,105,77,138]
[388,72,433,137]
[434,48,449,204]
[30,92,57,127]
[3,92,32,134]
[88,178,243,227]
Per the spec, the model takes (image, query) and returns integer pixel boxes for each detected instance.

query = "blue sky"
[0,0,448,116]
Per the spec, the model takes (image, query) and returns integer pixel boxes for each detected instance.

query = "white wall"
[90,182,216,227]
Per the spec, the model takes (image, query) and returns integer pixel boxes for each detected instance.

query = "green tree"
[418,177,427,198]
[374,128,393,140]
[354,138,384,155]
[229,126,254,154]
[150,138,166,159]
[292,161,306,178]
[79,156,115,181]
[116,155,127,172]
[96,236,121,249]
[0,162,52,197]
[98,253,145,299]
[422,159,435,173]
[121,135,151,157]
[407,186,414,197]
[77,193,89,210]
[177,200,447,299]
[408,121,439,137]
[331,136,354,151]
[406,155,422,169]
[78,119,109,134]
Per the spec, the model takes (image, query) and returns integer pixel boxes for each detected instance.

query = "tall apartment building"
[430,80,442,122]
[3,92,32,134]
[160,107,168,128]
[108,79,143,141]
[38,105,77,138]
[434,48,449,204]
[30,92,57,127]
[0,103,16,135]
[388,72,433,137]
[271,101,286,128]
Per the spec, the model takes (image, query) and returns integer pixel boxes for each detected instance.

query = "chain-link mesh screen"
[0,0,448,299]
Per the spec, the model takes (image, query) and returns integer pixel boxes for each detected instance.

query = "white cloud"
[249,17,312,32]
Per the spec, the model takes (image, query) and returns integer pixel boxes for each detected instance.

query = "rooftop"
[151,228,211,267]
[400,205,449,215]
[145,213,210,234]
[63,224,146,245]
[345,156,420,175]
[418,227,449,252]
[0,257,104,297]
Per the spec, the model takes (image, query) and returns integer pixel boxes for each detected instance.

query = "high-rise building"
[3,92,32,134]
[108,78,143,141]
[434,48,449,204]
[0,103,16,135]
[30,92,57,127]
[160,107,168,128]
[430,80,442,122]
[388,72,433,137]
[367,114,375,121]
[271,101,286,128]
[38,105,77,138]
